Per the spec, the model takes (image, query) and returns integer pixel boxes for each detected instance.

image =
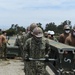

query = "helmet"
[30,23,37,32]
[33,27,43,37]
[64,25,70,30]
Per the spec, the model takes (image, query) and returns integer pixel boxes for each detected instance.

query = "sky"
[0,0,75,30]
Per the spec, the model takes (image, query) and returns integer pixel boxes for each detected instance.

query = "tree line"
[1,20,72,36]
[37,20,71,35]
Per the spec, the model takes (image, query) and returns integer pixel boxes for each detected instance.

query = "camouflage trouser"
[0,47,3,58]
[24,62,30,75]
[2,43,7,59]
[20,45,24,58]
[24,61,46,75]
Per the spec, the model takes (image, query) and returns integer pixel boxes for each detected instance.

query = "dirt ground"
[0,59,25,75]
[0,58,55,75]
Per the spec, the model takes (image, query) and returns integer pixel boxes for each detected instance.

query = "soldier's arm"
[23,39,30,57]
[23,34,28,46]
[45,39,51,55]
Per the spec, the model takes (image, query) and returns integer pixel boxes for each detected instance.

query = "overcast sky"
[0,0,75,30]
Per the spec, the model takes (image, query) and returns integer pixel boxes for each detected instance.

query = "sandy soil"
[0,59,25,75]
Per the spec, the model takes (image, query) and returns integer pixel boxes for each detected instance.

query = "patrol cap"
[48,30,51,34]
[33,27,43,37]
[50,31,55,35]
[48,30,55,35]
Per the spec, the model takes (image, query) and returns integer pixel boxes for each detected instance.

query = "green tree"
[45,22,57,32]
[6,24,25,36]
[37,23,43,31]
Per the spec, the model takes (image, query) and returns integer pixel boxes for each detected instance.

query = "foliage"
[6,29,16,36]
[37,23,44,31]
[6,24,25,36]
[3,20,72,36]
[45,22,57,32]
[45,20,72,34]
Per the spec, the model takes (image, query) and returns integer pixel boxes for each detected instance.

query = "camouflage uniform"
[23,32,33,45]
[20,32,26,44]
[24,36,51,75]
[19,32,26,57]
[15,34,21,46]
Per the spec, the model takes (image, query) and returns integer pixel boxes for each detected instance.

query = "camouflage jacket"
[23,32,33,45]
[23,37,51,58]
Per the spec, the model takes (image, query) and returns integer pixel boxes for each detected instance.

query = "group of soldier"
[44,24,75,47]
[0,23,74,75]
[17,23,75,75]
[18,23,51,75]
[59,25,75,46]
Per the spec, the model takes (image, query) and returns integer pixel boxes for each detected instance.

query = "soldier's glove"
[45,54,49,62]
[25,54,30,61]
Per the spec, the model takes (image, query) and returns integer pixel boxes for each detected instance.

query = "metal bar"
[25,58,57,61]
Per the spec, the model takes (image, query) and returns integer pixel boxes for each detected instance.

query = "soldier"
[15,34,20,46]
[47,30,51,38]
[44,31,48,38]
[20,32,26,57]
[23,23,38,73]
[20,32,26,45]
[59,25,70,43]
[26,26,30,34]
[23,23,38,56]
[65,26,75,46]
[23,23,38,45]
[19,31,23,35]
[23,27,51,75]
[48,31,58,42]
[0,31,7,60]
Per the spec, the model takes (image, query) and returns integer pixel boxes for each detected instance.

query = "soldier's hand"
[25,54,30,61]
[25,58,30,61]
[45,54,49,62]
